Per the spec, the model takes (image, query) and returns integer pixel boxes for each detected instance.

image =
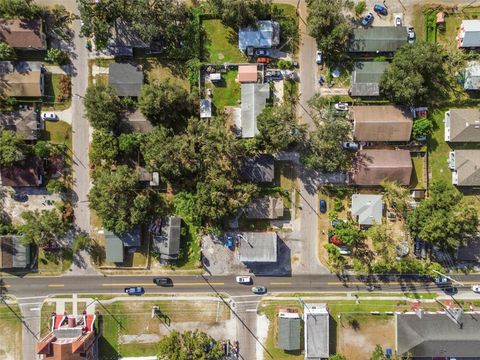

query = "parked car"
[395,16,402,27]
[255,49,271,57]
[444,286,458,296]
[334,102,349,111]
[41,112,57,121]
[226,236,234,250]
[257,57,270,64]
[11,193,28,202]
[236,276,252,284]
[472,284,480,293]
[124,287,144,295]
[361,13,374,27]
[342,142,359,150]
[265,70,282,81]
[251,286,267,294]
[338,245,352,255]
[434,276,450,285]
[316,50,323,65]
[328,235,343,246]
[153,277,172,286]
[408,27,416,44]
[319,199,327,213]
[373,4,388,15]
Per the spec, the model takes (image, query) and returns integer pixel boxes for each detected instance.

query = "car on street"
[236,276,252,284]
[334,102,349,111]
[342,142,359,150]
[361,13,374,27]
[319,199,327,213]
[125,286,144,295]
[444,286,458,296]
[316,50,323,65]
[11,193,28,202]
[395,16,402,27]
[434,276,450,285]
[408,27,416,44]
[41,112,57,121]
[373,4,388,15]
[153,277,172,286]
[472,284,480,293]
[251,286,267,294]
[257,56,270,64]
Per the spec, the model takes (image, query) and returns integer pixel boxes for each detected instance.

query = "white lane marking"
[245,309,257,312]
[29,308,40,311]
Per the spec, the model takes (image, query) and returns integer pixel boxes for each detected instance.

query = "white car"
[472,284,480,293]
[236,276,252,284]
[316,50,323,65]
[41,112,57,121]
[334,102,349,111]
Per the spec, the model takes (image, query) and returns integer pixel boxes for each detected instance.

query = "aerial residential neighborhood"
[2,0,480,359]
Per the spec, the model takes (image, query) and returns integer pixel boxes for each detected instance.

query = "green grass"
[437,7,480,47]
[211,70,240,113]
[284,80,298,103]
[43,73,71,110]
[411,155,425,189]
[203,19,247,63]
[40,301,56,337]
[38,248,73,275]
[428,108,451,184]
[424,9,437,43]
[168,221,201,269]
[0,304,23,359]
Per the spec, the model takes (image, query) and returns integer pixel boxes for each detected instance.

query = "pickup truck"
[125,286,144,295]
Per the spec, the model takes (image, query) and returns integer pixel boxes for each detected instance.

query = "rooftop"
[234,83,270,138]
[200,99,212,118]
[240,155,275,183]
[238,65,258,83]
[0,157,44,187]
[445,108,480,142]
[108,63,144,97]
[0,235,30,269]
[304,303,329,359]
[464,61,480,90]
[0,61,43,97]
[351,61,389,97]
[452,149,480,186]
[245,196,284,219]
[238,232,277,263]
[348,27,407,53]
[277,312,301,351]
[0,107,38,140]
[151,216,182,260]
[238,20,280,51]
[351,194,383,225]
[0,19,45,49]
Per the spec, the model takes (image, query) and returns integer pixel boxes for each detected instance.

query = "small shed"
[209,73,221,82]
[200,99,212,118]
[238,65,258,83]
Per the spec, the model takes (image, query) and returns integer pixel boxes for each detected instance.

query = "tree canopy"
[90,129,119,168]
[407,179,478,252]
[208,0,272,29]
[18,209,67,248]
[84,85,123,130]
[157,330,224,360]
[330,220,363,247]
[0,42,15,60]
[412,117,433,139]
[0,130,28,166]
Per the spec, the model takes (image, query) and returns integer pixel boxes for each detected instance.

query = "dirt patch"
[338,315,395,360]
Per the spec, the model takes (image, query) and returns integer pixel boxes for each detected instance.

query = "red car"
[329,235,343,246]
[257,57,270,64]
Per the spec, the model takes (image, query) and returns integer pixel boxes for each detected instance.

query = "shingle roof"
[0,61,43,97]
[238,83,270,138]
[396,312,480,358]
[351,61,389,97]
[351,194,383,225]
[445,108,480,142]
[0,19,45,49]
[245,196,284,219]
[108,63,144,97]
[240,155,275,183]
[104,227,141,263]
[238,20,280,51]
[121,108,153,133]
[0,108,38,140]
[348,27,407,53]
[352,105,412,141]
[453,149,480,186]
[239,232,277,262]
[105,235,124,263]
[277,314,301,351]
[350,150,412,186]
[0,157,43,187]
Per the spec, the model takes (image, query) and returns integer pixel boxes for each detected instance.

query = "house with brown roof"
[238,65,258,83]
[350,149,412,186]
[0,157,44,187]
[450,149,480,186]
[444,108,480,142]
[352,105,412,142]
[0,19,46,50]
[0,107,39,140]
[0,236,31,270]
[0,61,44,97]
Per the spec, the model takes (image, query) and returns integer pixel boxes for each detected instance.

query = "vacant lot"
[203,19,247,64]
[0,304,22,360]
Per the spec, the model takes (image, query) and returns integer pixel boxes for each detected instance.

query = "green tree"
[209,0,272,29]
[138,81,192,129]
[381,180,410,217]
[367,223,395,258]
[0,0,40,19]
[46,179,66,194]
[331,221,362,247]
[256,103,305,153]
[370,345,385,360]
[89,129,119,167]
[407,179,478,252]
[324,243,347,274]
[157,330,224,360]
[18,209,66,248]
[118,133,142,155]
[33,140,50,158]
[0,130,28,166]
[173,191,200,225]
[412,117,433,139]
[84,84,123,130]
[0,42,15,60]
[72,234,91,253]
[329,356,347,360]
[47,48,70,65]
[306,0,351,63]
[354,1,366,17]
[380,42,452,106]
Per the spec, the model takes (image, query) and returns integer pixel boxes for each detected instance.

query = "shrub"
[57,75,72,101]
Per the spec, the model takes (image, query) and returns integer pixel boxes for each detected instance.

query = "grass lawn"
[42,120,72,148]
[167,221,201,270]
[211,70,240,113]
[38,248,73,275]
[99,300,229,357]
[43,73,71,110]
[428,108,451,184]
[203,19,247,63]
[40,301,56,337]
[0,304,23,359]
[142,59,190,91]
[410,155,425,189]
[284,80,298,103]
[437,7,480,48]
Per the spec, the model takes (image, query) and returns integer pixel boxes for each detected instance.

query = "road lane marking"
[270,282,292,285]
[245,309,258,312]
[102,283,155,287]
[174,282,224,286]
[47,284,64,287]
[29,308,40,311]
[101,282,225,287]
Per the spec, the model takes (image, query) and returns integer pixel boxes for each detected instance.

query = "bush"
[334,199,344,212]
[354,1,366,17]
[57,75,71,101]
[72,234,91,253]
[412,117,433,139]
[47,48,70,65]
[277,59,292,69]
[46,179,66,194]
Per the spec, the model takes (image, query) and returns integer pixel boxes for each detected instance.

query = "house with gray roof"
[0,107,39,140]
[240,155,275,183]
[246,196,284,219]
[233,83,270,138]
[304,303,329,359]
[444,108,480,142]
[151,216,182,260]
[238,20,280,51]
[464,61,480,90]
[104,227,141,263]
[396,312,480,358]
[351,194,383,226]
[277,310,301,351]
[350,61,389,97]
[348,27,407,54]
[450,149,480,186]
[0,235,31,270]
[458,20,480,48]
[239,232,277,263]
[108,63,144,97]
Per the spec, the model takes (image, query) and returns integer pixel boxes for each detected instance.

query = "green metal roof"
[277,317,301,351]
[105,236,124,263]
[348,27,407,53]
[351,61,389,97]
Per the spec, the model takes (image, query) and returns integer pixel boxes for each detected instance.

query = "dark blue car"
[374,4,388,15]
[319,200,327,213]
[361,13,374,27]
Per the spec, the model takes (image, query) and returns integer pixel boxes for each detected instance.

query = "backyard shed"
[200,99,212,118]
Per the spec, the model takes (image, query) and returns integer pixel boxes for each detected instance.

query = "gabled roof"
[304,303,329,359]
[460,20,480,48]
[453,149,480,186]
[352,105,412,142]
[0,61,43,97]
[245,196,284,219]
[152,216,182,259]
[445,108,480,142]
[120,108,153,133]
[350,150,412,186]
[108,63,144,97]
[238,65,258,83]
[351,61,389,97]
[348,27,407,53]
[105,235,124,263]
[351,194,383,225]
[239,232,277,262]
[464,61,480,90]
[396,312,480,358]
[0,157,43,187]
[0,19,45,49]
[277,313,301,351]
[0,108,38,140]
[236,83,269,138]
[238,20,280,51]
[240,155,275,183]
